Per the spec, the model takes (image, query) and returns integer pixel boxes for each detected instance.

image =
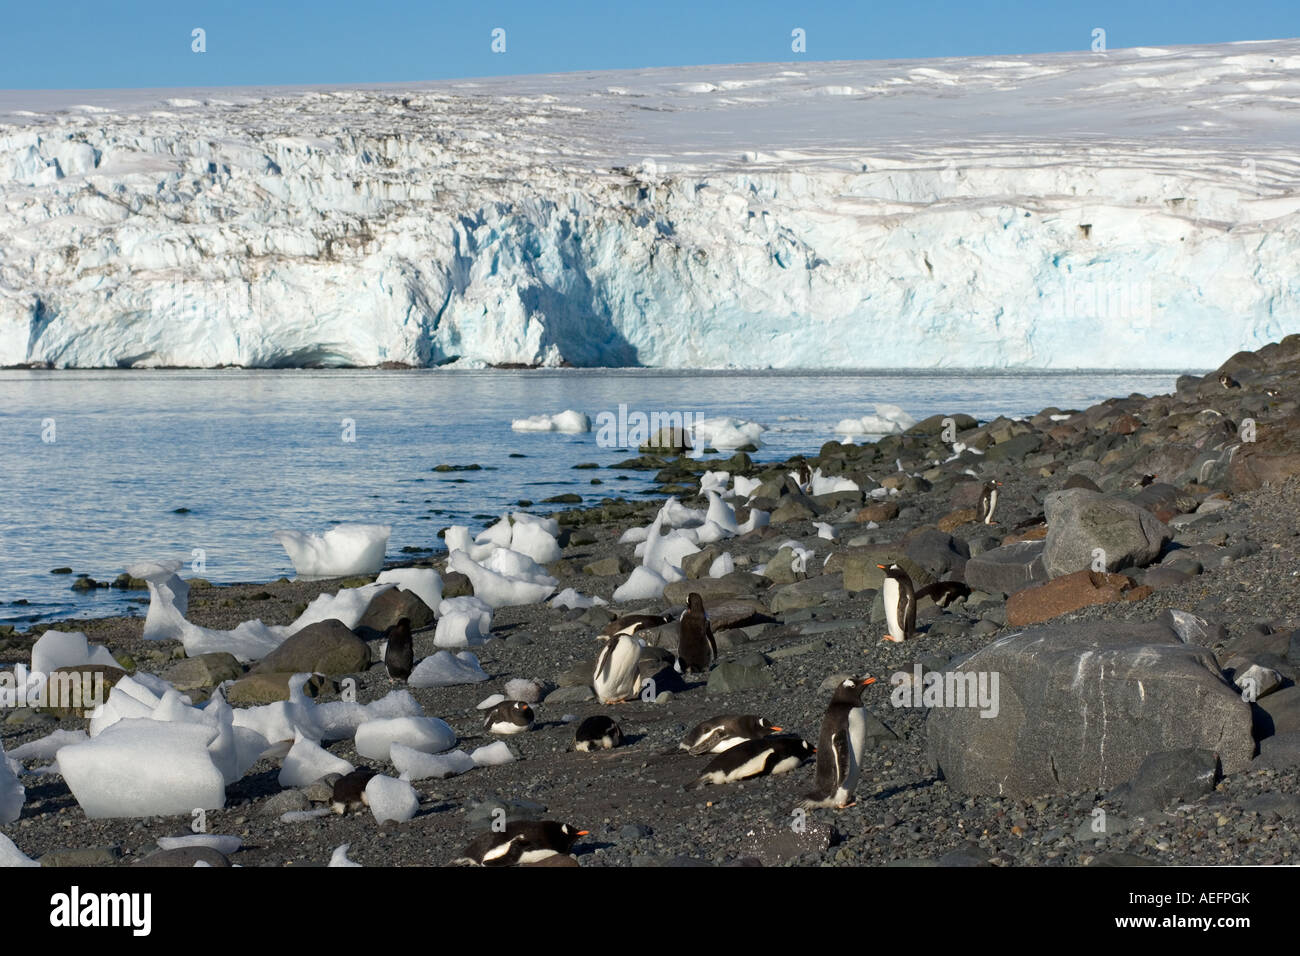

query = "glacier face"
[1,40,1300,369]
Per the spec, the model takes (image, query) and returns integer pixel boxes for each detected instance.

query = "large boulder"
[250,619,370,676]
[1043,489,1171,578]
[927,619,1254,798]
[962,540,1048,594]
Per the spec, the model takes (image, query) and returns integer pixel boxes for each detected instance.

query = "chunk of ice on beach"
[0,741,23,823]
[737,508,770,534]
[476,693,507,710]
[408,650,490,687]
[157,834,242,854]
[510,521,562,564]
[329,844,362,867]
[443,525,498,561]
[658,496,706,529]
[31,630,121,676]
[733,475,762,499]
[7,729,88,761]
[704,490,739,535]
[809,468,860,496]
[310,688,423,742]
[833,404,917,437]
[127,560,190,641]
[813,521,838,540]
[272,523,391,577]
[618,525,650,545]
[58,719,227,819]
[510,409,590,432]
[355,716,457,761]
[470,741,516,767]
[709,553,735,578]
[550,587,607,610]
[376,568,442,610]
[0,833,38,867]
[434,595,493,648]
[511,512,559,536]
[476,515,514,547]
[449,550,556,608]
[365,774,419,823]
[699,470,732,496]
[391,743,476,780]
[613,565,669,602]
[279,732,354,788]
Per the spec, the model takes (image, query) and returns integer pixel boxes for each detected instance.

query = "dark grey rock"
[963,540,1048,594]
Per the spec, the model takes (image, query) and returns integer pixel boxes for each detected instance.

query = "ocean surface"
[0,367,1193,627]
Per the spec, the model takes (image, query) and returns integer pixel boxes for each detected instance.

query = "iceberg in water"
[510,410,590,433]
[834,404,917,437]
[272,523,391,577]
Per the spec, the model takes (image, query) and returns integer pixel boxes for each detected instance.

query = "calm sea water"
[0,367,1190,627]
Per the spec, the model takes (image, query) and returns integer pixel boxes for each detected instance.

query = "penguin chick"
[483,700,535,735]
[675,592,718,675]
[685,736,814,790]
[574,714,623,752]
[383,616,414,681]
[331,768,378,815]
[800,676,876,810]
[451,821,588,866]
[676,714,782,756]
[876,563,917,643]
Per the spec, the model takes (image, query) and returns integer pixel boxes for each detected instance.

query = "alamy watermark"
[1042,277,1152,327]
[594,403,699,449]
[0,666,106,717]
[890,665,1000,718]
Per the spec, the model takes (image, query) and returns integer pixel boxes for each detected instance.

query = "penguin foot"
[880,634,903,643]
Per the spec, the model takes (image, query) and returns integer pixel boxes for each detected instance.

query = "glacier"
[1,39,1299,369]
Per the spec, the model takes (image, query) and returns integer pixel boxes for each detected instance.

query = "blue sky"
[2,0,1296,90]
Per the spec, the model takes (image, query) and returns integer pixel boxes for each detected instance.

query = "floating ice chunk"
[157,834,242,855]
[6,729,88,761]
[59,719,226,819]
[511,512,560,536]
[470,741,516,767]
[312,688,423,743]
[476,693,507,710]
[365,774,419,823]
[0,741,23,823]
[504,678,543,703]
[376,568,442,610]
[279,732,354,788]
[550,588,607,610]
[510,521,562,564]
[613,565,668,602]
[692,416,765,450]
[733,475,762,499]
[0,833,38,867]
[355,716,457,761]
[709,553,735,578]
[272,523,391,577]
[449,550,556,609]
[409,650,490,687]
[31,630,121,676]
[329,844,362,867]
[391,743,475,780]
[833,404,917,437]
[476,516,514,548]
[510,410,590,432]
[127,560,190,642]
[736,508,770,535]
[443,525,498,561]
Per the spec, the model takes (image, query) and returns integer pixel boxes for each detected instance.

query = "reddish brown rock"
[855,501,899,523]
[1006,570,1145,627]
[1001,524,1048,545]
[1110,414,1142,435]
[937,508,978,533]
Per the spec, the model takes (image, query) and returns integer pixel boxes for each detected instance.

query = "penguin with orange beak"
[800,676,877,809]
[452,821,589,866]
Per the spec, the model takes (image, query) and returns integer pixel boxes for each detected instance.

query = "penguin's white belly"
[844,707,865,795]
[882,577,905,641]
[594,637,642,702]
[984,488,998,524]
[706,734,747,754]
[719,747,777,783]
[770,755,804,775]
[517,848,560,864]
[488,720,528,735]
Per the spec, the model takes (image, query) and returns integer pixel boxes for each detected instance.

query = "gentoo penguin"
[600,613,670,637]
[331,768,378,815]
[1219,372,1241,389]
[574,714,623,752]
[675,592,718,674]
[1136,473,1158,488]
[800,676,876,809]
[677,714,782,756]
[685,735,814,790]
[383,617,414,681]
[977,480,1002,525]
[482,700,535,734]
[877,563,916,643]
[452,821,588,866]
[592,622,645,704]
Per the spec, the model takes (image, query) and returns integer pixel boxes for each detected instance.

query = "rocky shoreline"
[4,338,1300,867]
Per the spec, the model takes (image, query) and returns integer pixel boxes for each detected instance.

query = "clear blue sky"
[2,0,1296,90]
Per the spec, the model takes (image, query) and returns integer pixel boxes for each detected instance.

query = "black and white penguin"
[917,580,971,609]
[977,480,1002,525]
[593,622,645,704]
[482,700,535,735]
[452,821,588,866]
[876,563,916,643]
[677,714,782,756]
[685,735,814,790]
[1135,472,1158,488]
[800,676,876,809]
[1220,372,1241,389]
[331,768,378,815]
[675,592,718,675]
[574,714,623,752]
[383,617,414,681]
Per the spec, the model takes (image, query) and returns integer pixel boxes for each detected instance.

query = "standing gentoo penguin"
[482,700,535,734]
[876,563,917,643]
[383,617,414,681]
[800,676,876,809]
[592,622,646,704]
[574,715,623,752]
[675,592,718,675]
[677,715,782,756]
[685,736,814,790]
[452,821,588,866]
[331,768,378,815]
[977,480,1002,525]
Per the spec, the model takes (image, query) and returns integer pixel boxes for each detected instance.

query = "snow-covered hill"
[2,40,1299,368]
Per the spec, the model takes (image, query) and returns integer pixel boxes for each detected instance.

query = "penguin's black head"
[514,702,534,720]
[758,717,783,734]
[559,823,590,848]
[687,592,705,612]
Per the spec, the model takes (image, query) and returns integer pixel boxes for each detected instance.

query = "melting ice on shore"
[833,403,917,437]
[272,523,391,577]
[278,732,354,787]
[391,743,476,780]
[449,549,556,608]
[30,630,122,676]
[0,833,38,867]
[355,716,457,761]
[0,740,23,824]
[510,409,591,432]
[691,417,766,451]
[375,568,442,611]
[434,595,493,647]
[409,650,489,687]
[364,773,419,823]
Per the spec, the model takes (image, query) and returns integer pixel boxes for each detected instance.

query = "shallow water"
[0,367,1192,626]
